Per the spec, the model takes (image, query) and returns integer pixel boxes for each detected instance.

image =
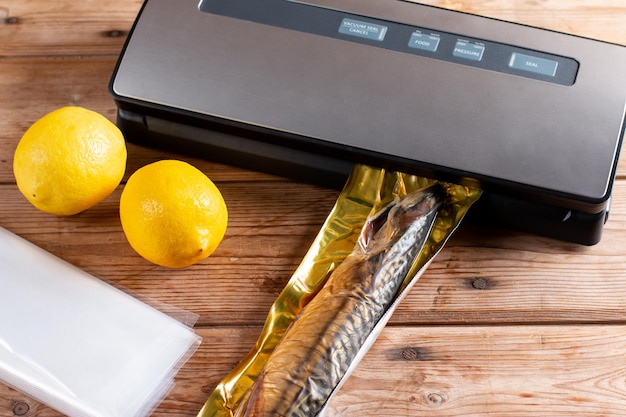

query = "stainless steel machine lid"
[111,0,626,213]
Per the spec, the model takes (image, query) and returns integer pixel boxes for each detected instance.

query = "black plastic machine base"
[117,108,608,246]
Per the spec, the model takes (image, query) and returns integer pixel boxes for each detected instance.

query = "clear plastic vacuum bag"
[0,227,202,417]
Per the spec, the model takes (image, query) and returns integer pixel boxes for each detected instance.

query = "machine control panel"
[200,0,579,85]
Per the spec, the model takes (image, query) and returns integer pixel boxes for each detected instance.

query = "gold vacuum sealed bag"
[198,164,481,416]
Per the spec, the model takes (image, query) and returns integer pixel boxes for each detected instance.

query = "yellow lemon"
[119,160,228,268]
[13,106,127,215]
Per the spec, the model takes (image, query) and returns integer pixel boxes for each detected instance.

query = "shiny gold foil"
[197,165,481,417]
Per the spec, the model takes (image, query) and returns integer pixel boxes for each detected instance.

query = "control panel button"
[509,52,559,77]
[453,40,485,61]
[408,32,440,52]
[339,18,387,41]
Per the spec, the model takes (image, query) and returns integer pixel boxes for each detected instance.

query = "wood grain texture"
[3,325,625,416]
[2,180,626,329]
[1,0,626,416]
[419,0,626,45]
[0,0,143,57]
[327,325,626,416]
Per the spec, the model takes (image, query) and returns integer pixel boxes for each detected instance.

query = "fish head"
[358,184,443,254]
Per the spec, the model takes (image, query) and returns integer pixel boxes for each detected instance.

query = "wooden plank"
[0,182,338,325]
[328,325,626,416]
[2,325,626,416]
[0,0,143,57]
[3,178,626,327]
[394,221,626,325]
[416,0,626,45]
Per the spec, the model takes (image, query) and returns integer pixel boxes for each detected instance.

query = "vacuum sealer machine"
[110,0,626,245]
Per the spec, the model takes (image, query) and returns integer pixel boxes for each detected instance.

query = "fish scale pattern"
[239,184,443,417]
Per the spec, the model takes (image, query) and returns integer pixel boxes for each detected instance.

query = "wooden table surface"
[2,1,626,416]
